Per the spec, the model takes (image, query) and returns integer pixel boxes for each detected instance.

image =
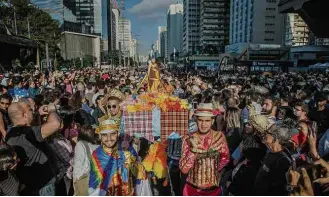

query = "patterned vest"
[187,150,221,189]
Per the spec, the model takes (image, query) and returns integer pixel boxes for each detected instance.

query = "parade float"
[120,59,189,143]
[118,59,188,191]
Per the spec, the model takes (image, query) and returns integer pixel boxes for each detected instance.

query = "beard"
[261,108,272,115]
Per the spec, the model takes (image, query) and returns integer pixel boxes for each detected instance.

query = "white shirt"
[73,141,99,181]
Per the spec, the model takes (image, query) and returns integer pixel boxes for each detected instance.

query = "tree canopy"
[0,0,61,66]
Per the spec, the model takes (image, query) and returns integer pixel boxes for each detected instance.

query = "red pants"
[183,184,221,196]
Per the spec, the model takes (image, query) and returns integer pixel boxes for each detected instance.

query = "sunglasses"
[108,105,117,109]
[0,102,10,105]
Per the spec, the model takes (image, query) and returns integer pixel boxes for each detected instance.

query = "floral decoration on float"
[120,92,189,113]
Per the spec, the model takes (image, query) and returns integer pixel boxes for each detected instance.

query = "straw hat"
[249,114,275,134]
[194,103,215,117]
[96,119,120,134]
[108,89,125,101]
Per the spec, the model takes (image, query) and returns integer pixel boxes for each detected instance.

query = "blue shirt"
[8,87,30,102]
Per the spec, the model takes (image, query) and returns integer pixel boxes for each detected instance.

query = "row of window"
[265,30,275,34]
[266,16,276,19]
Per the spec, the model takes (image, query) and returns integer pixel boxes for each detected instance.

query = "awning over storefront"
[0,34,37,48]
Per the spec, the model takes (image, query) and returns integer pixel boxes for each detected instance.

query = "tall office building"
[118,18,132,57]
[159,29,168,59]
[200,0,230,53]
[158,26,167,57]
[112,8,120,50]
[30,0,89,33]
[183,0,201,55]
[229,0,284,45]
[285,13,329,46]
[167,3,183,61]
[285,13,309,46]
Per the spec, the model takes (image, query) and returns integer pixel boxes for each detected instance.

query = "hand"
[38,105,49,115]
[189,110,194,120]
[307,129,319,160]
[313,159,329,185]
[299,168,314,196]
[81,98,87,104]
[189,136,198,150]
[47,103,56,113]
[287,168,300,186]
[289,168,314,196]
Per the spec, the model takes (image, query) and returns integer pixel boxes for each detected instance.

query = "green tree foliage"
[108,50,120,66]
[83,55,95,67]
[0,0,61,64]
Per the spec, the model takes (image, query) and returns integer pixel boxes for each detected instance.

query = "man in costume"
[179,103,230,196]
[98,89,125,124]
[88,119,146,196]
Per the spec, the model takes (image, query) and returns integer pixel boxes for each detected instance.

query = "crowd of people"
[0,62,329,196]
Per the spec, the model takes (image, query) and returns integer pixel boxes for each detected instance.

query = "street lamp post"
[80,51,84,68]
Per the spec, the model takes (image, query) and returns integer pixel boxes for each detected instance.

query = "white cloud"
[137,12,165,20]
[128,0,175,15]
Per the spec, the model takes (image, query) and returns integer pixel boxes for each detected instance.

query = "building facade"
[118,18,132,57]
[183,0,201,55]
[160,29,168,59]
[112,8,120,50]
[60,31,101,65]
[130,38,137,60]
[167,3,183,61]
[158,26,167,57]
[229,0,284,45]
[200,0,230,53]
[284,13,309,46]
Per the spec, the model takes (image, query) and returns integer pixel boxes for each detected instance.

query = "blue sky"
[30,0,179,55]
[125,0,181,55]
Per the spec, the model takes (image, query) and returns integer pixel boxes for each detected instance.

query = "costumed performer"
[147,59,161,93]
[88,119,147,196]
[179,103,230,196]
[98,89,125,125]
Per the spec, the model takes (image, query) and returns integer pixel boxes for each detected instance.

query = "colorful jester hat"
[95,119,120,134]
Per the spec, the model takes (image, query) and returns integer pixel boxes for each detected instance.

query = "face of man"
[261,133,274,148]
[317,100,327,110]
[100,132,119,149]
[197,116,213,134]
[0,98,10,111]
[96,96,104,107]
[262,99,273,115]
[27,98,36,113]
[21,103,33,125]
[120,78,126,85]
[107,99,120,116]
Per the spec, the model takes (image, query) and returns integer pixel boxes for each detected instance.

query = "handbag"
[73,141,92,196]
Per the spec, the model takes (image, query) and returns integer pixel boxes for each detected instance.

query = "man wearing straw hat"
[179,103,230,196]
[88,119,146,196]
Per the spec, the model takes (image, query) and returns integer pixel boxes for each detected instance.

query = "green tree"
[0,0,61,66]
[108,50,120,66]
[83,55,95,67]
